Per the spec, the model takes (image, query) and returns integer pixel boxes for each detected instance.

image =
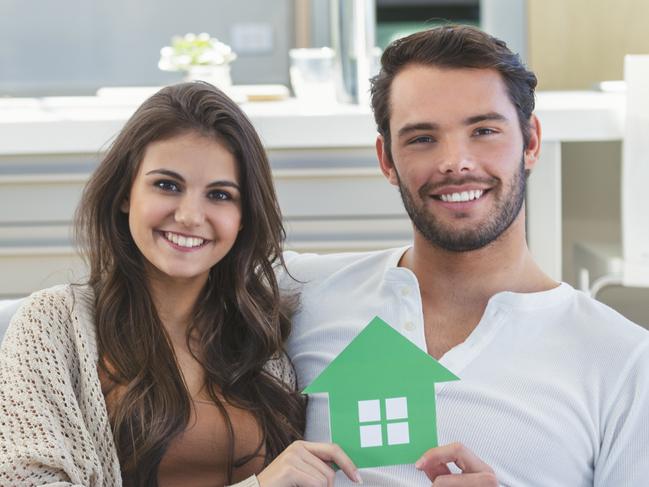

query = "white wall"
[0,0,294,96]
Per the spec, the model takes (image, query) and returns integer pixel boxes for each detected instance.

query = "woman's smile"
[158,230,210,251]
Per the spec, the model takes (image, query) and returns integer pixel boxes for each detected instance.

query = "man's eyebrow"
[397,122,439,138]
[463,112,508,125]
[145,169,240,191]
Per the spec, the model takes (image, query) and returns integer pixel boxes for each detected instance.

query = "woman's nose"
[174,196,205,227]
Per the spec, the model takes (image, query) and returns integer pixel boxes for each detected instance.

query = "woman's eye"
[155,180,180,192]
[208,190,232,201]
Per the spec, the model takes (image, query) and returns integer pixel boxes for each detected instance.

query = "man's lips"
[419,177,498,199]
[432,188,488,203]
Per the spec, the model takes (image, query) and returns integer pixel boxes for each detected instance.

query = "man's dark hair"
[370,24,538,159]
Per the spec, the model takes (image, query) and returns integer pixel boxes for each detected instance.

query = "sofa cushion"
[0,298,25,343]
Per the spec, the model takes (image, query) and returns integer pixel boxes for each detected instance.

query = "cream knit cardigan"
[0,284,294,487]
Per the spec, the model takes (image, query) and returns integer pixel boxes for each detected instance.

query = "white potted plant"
[158,32,237,90]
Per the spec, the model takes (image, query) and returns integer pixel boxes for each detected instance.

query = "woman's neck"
[147,273,208,343]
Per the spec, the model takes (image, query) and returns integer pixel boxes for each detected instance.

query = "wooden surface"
[529,0,649,90]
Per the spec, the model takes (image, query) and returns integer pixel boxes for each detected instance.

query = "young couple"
[1,25,648,486]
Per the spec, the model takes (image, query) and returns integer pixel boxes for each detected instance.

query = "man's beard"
[397,157,527,252]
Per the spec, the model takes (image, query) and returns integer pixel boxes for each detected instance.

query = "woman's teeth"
[164,231,205,248]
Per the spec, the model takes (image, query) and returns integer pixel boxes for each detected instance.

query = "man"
[280,25,649,486]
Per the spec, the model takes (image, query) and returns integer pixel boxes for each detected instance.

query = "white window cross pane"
[360,424,383,448]
[387,421,410,445]
[358,399,381,422]
[385,396,408,420]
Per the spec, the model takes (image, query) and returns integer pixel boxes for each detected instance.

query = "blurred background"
[1,0,648,327]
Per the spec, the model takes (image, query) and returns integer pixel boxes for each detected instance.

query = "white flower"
[158,32,237,72]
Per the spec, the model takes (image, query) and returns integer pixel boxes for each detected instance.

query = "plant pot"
[183,65,232,91]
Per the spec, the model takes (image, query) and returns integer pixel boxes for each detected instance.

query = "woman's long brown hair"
[75,82,305,485]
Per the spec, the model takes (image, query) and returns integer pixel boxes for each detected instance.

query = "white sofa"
[0,298,24,343]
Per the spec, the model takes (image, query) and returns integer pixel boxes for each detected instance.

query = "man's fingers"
[418,460,452,480]
[301,441,363,483]
[416,442,494,480]
[431,472,499,486]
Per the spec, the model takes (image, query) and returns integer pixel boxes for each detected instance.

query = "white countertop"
[0,88,625,155]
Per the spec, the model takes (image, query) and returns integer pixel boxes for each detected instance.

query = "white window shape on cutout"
[385,397,408,420]
[387,421,409,445]
[358,399,381,422]
[357,396,410,448]
[360,424,383,447]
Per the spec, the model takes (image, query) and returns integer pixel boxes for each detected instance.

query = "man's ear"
[523,114,541,171]
[376,135,399,186]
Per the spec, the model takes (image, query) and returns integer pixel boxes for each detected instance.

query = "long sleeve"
[228,474,260,487]
[0,286,120,486]
[264,352,297,391]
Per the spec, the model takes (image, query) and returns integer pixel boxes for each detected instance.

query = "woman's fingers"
[295,449,336,487]
[257,442,327,487]
[256,440,362,487]
[301,441,363,483]
[292,455,334,487]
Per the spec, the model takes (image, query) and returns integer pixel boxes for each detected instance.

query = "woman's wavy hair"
[75,82,304,485]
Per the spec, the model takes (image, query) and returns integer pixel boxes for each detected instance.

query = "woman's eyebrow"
[145,169,184,180]
[206,180,240,191]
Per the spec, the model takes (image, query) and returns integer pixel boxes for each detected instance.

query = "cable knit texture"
[0,284,293,486]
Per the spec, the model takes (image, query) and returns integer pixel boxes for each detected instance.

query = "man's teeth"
[164,232,205,248]
[439,190,484,203]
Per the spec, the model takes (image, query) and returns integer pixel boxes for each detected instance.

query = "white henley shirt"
[281,247,649,487]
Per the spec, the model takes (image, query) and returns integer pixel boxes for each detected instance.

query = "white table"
[0,90,626,282]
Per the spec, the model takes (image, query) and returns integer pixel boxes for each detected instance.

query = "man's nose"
[174,195,205,227]
[438,139,475,174]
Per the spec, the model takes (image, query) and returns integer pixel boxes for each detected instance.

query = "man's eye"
[155,180,180,192]
[474,127,497,136]
[410,135,435,144]
[208,190,232,201]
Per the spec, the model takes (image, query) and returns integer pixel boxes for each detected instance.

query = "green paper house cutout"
[303,316,459,469]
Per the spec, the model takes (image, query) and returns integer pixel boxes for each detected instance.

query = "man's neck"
[401,215,557,316]
[400,215,557,358]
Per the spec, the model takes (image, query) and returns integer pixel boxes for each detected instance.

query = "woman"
[0,83,360,486]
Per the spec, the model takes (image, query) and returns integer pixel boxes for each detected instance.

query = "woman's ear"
[120,198,130,213]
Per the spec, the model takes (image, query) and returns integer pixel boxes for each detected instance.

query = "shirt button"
[404,321,415,331]
[401,287,411,296]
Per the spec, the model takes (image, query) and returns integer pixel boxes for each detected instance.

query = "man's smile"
[433,189,485,203]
